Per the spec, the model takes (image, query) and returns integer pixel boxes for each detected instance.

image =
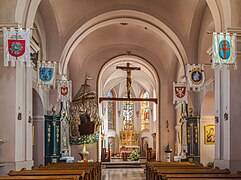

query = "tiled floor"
[102,168,145,180]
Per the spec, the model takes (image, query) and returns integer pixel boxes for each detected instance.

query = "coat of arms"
[61,86,68,96]
[175,86,186,98]
[39,67,54,82]
[8,40,25,57]
[173,82,188,104]
[187,64,205,91]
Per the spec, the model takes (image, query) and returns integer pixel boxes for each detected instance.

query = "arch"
[98,54,160,98]
[206,0,231,31]
[201,91,215,117]
[32,88,44,116]
[15,0,41,27]
[59,10,188,75]
[32,88,44,167]
[98,54,161,160]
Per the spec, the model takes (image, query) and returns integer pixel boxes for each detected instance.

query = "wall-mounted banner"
[173,82,188,104]
[57,79,72,102]
[187,64,205,91]
[3,27,31,67]
[37,61,56,88]
[212,32,237,69]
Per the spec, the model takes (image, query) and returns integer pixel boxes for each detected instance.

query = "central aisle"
[102,168,145,180]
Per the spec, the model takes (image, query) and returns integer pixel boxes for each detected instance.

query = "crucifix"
[116,63,141,98]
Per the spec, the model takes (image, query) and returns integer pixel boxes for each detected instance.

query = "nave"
[1,0,241,177]
[102,168,145,180]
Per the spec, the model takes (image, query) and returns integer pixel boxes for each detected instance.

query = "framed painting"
[204,125,215,144]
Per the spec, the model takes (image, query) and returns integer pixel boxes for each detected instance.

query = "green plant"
[129,150,140,161]
[207,161,214,168]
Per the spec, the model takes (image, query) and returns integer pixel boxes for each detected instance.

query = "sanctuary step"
[102,161,145,169]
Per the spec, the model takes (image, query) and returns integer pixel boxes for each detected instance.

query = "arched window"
[107,90,115,130]
[141,91,150,131]
[122,93,134,130]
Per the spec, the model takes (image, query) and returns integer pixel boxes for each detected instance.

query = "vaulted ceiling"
[36,0,209,95]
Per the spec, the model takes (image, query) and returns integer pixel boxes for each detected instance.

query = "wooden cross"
[116,63,141,98]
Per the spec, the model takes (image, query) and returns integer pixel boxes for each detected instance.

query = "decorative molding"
[0,23,19,27]
[200,116,215,122]
[225,27,241,33]
[30,38,40,53]
[33,115,44,119]
[205,76,214,87]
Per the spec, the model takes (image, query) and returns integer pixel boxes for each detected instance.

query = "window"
[141,91,150,131]
[123,100,134,130]
[107,90,115,130]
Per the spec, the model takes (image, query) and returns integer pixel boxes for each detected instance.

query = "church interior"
[0,0,241,179]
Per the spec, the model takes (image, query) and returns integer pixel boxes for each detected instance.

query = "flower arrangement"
[129,150,140,161]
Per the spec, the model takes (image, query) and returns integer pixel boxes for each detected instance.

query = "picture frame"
[204,125,215,144]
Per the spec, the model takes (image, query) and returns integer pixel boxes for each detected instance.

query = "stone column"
[0,59,33,175]
[214,34,241,171]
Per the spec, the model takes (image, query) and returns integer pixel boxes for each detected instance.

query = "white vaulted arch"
[97,54,161,160]
[59,10,188,76]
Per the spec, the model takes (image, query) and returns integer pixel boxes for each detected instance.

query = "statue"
[116,63,140,98]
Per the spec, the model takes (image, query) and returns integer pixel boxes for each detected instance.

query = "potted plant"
[129,150,140,161]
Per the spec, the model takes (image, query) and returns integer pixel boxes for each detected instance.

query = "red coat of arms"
[175,86,186,98]
[8,40,25,57]
[61,86,68,96]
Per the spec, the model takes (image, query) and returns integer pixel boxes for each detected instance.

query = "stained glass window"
[123,98,134,130]
[141,91,150,131]
[107,90,115,130]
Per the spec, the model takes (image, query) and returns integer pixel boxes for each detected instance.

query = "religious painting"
[204,125,215,145]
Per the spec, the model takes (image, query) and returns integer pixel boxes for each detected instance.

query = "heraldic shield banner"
[173,82,188,104]
[37,61,57,88]
[3,27,31,67]
[57,80,72,102]
[187,64,205,91]
[212,32,237,69]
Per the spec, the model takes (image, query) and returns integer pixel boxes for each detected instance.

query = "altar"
[119,128,138,146]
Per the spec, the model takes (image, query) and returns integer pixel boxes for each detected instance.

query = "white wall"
[200,117,215,166]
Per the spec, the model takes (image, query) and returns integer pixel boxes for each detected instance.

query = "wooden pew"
[0,175,80,180]
[163,174,241,180]
[34,165,97,180]
[42,162,101,180]
[46,162,101,179]
[145,162,202,180]
[155,168,231,180]
[150,166,208,180]
[8,169,90,180]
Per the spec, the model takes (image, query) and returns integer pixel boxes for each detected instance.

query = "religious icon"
[204,125,215,144]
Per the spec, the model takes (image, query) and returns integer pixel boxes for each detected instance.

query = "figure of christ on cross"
[116,63,141,98]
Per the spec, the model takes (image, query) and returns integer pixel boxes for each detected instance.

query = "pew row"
[8,169,89,180]
[0,175,80,180]
[163,174,241,180]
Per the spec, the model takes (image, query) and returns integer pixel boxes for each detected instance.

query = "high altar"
[119,127,138,146]
[119,124,139,155]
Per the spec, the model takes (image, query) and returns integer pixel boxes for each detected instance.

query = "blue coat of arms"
[39,67,54,82]
[191,70,202,85]
[219,40,230,59]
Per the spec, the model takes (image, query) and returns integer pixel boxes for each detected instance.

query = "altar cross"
[116,63,141,98]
